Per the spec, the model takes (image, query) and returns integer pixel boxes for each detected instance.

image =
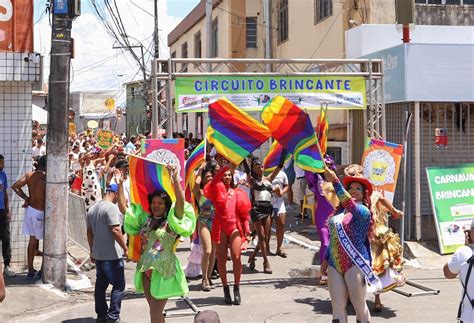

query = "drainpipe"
[414,101,421,241]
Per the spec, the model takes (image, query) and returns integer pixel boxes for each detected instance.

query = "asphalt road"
[3,234,460,323]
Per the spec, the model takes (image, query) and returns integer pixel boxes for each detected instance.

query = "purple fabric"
[306,172,334,264]
[324,154,336,171]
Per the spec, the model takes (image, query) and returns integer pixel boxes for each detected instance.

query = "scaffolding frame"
[151,58,385,140]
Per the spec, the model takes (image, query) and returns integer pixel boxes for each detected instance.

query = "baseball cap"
[106,183,119,193]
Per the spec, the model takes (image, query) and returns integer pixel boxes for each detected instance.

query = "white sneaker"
[4,266,17,277]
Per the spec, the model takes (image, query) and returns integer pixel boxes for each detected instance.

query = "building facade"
[0,1,41,268]
[167,0,398,164]
[346,2,474,241]
[124,80,150,137]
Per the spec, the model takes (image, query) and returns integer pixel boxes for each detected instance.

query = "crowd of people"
[0,127,411,323]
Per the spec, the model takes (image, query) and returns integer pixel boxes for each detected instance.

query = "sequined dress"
[124,202,196,299]
[326,179,372,274]
[198,195,214,230]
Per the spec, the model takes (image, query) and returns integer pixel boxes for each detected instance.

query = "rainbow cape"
[129,155,176,215]
[207,97,271,165]
[263,140,292,176]
[316,104,329,156]
[262,96,325,173]
[185,139,205,189]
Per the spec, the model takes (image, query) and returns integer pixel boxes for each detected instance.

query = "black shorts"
[250,201,273,222]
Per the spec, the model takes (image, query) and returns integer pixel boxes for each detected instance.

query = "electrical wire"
[34,1,49,25]
[129,0,154,17]
[91,0,151,85]
[203,0,278,31]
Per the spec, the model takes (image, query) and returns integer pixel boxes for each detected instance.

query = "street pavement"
[0,207,461,323]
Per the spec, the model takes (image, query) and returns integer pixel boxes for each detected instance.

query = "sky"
[33,0,200,106]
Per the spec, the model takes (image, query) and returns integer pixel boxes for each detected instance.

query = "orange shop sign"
[0,0,34,52]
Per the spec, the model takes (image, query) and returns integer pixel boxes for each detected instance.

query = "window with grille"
[315,0,332,23]
[194,31,201,58]
[211,18,218,57]
[278,0,288,44]
[246,17,257,48]
[171,51,176,72]
[326,147,342,165]
[181,42,188,72]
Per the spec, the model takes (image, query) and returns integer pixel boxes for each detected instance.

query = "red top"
[204,167,251,243]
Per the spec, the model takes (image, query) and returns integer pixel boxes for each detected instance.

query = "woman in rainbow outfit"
[344,164,406,313]
[320,167,375,323]
[118,165,196,323]
[193,162,218,292]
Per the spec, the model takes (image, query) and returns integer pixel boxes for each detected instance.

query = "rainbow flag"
[129,155,176,215]
[263,140,292,176]
[262,96,324,173]
[185,139,205,189]
[316,104,329,156]
[207,97,271,165]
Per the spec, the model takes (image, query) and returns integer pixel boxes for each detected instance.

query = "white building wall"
[0,81,35,268]
[346,24,474,58]
[0,52,41,268]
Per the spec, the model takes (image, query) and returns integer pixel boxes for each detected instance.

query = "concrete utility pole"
[44,2,76,290]
[151,0,160,138]
[264,0,272,72]
[205,0,213,72]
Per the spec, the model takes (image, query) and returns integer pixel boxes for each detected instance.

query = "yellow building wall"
[273,0,346,59]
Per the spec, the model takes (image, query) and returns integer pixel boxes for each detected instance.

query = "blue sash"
[334,214,381,288]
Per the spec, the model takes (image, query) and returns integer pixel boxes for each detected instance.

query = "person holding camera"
[444,220,474,323]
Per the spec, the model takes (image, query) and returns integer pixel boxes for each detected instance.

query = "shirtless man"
[12,156,47,280]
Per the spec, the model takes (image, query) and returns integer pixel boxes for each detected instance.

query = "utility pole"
[203,0,213,140]
[264,0,272,72]
[44,0,79,290]
[151,0,160,138]
[205,0,213,72]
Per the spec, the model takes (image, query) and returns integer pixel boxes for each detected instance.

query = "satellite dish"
[87,120,98,129]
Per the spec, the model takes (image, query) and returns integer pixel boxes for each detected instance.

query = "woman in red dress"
[204,159,251,305]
